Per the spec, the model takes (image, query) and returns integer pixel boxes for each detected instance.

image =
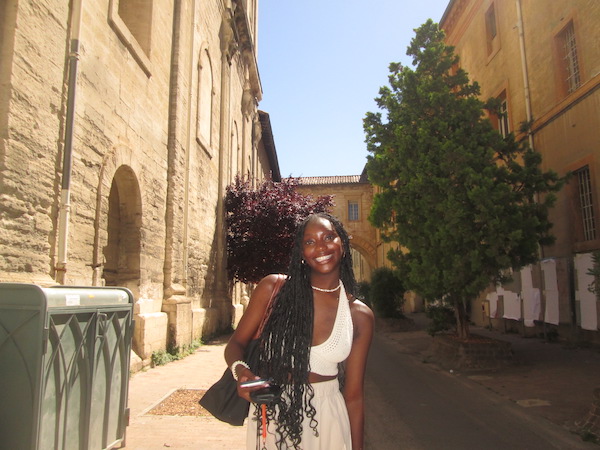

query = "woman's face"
[301,217,344,275]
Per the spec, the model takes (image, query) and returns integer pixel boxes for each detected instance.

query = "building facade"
[441,0,600,339]
[0,0,279,366]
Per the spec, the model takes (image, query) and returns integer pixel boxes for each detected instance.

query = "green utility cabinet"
[0,284,135,450]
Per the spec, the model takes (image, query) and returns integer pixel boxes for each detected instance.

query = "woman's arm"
[224,273,282,401]
[343,299,374,450]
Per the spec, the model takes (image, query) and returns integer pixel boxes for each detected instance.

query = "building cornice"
[232,0,262,101]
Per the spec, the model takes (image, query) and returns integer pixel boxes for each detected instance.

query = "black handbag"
[199,338,260,426]
[199,275,284,426]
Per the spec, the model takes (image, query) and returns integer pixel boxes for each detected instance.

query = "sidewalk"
[120,316,600,449]
[120,335,247,449]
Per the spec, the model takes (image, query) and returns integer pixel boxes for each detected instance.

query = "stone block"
[202,307,221,337]
[134,297,161,315]
[192,308,206,341]
[129,350,143,373]
[163,295,192,349]
[191,307,227,340]
[133,311,168,360]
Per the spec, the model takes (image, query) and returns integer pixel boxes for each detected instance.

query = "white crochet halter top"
[309,282,354,376]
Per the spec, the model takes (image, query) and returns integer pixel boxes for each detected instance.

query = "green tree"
[369,267,405,319]
[225,176,333,284]
[363,20,564,339]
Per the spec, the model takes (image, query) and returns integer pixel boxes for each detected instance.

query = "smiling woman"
[224,213,374,449]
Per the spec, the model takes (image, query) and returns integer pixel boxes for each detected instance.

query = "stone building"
[441,0,600,340]
[0,0,280,366]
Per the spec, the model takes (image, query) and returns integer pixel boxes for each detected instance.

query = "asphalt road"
[364,332,595,450]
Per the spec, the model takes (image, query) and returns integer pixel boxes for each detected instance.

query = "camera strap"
[261,403,267,449]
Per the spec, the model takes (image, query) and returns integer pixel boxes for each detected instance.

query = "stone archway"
[102,165,142,299]
[350,247,372,282]
[348,234,377,280]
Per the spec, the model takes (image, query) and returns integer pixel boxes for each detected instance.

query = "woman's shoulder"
[258,273,286,287]
[348,297,374,341]
[254,273,286,297]
[348,297,374,323]
[247,274,286,313]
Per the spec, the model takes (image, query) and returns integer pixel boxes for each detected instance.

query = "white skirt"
[246,379,351,449]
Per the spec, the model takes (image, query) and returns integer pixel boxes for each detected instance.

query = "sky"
[257,0,451,178]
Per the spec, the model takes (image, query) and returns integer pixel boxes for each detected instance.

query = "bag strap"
[253,274,285,339]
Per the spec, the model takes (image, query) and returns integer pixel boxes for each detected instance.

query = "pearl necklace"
[311,281,342,293]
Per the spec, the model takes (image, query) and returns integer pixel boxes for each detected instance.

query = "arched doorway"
[102,166,142,298]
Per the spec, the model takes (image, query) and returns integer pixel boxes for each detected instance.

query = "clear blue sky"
[257,0,451,177]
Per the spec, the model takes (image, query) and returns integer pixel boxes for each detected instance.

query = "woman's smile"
[314,254,333,263]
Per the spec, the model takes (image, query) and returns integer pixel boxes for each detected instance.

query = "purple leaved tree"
[225,176,334,284]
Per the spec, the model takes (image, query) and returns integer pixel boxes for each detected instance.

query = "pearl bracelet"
[230,360,250,381]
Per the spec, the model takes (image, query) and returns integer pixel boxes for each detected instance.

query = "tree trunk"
[454,299,470,340]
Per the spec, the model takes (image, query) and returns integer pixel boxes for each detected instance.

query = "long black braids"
[255,212,357,448]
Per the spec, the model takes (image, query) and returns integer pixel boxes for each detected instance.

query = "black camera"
[250,383,282,405]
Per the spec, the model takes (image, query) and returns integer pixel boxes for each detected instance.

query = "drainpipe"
[517,0,556,338]
[515,0,534,150]
[56,0,84,284]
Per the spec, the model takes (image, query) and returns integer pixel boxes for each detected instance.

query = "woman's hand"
[236,369,271,401]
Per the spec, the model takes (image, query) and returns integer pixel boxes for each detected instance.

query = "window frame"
[484,2,501,60]
[348,200,360,222]
[576,165,596,242]
[567,158,600,253]
[108,0,153,77]
[498,97,510,138]
[487,87,511,138]
[553,19,583,98]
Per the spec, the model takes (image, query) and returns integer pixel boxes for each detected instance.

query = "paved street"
[365,332,595,449]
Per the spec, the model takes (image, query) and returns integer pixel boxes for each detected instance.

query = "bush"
[369,267,405,318]
[425,301,455,336]
[356,281,371,307]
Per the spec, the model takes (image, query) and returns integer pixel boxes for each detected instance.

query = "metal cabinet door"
[39,306,133,450]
